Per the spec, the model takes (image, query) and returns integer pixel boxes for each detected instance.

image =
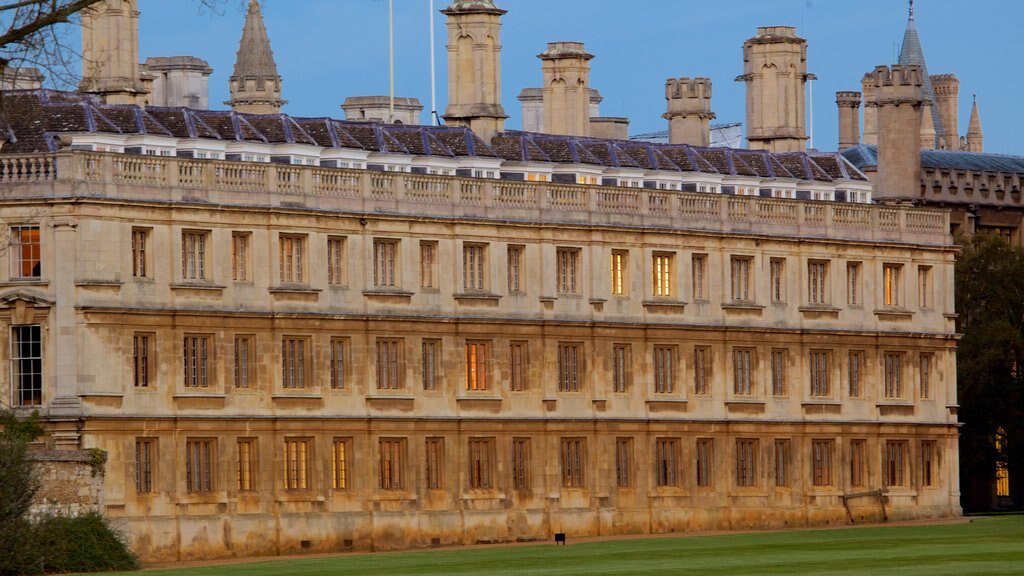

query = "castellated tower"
[861,74,878,146]
[931,74,959,149]
[539,42,594,137]
[664,77,715,146]
[79,0,148,105]
[226,0,286,114]
[737,26,813,153]
[442,0,508,142]
[835,91,861,150]
[873,64,924,199]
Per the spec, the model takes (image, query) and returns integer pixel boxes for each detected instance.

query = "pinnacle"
[231,0,279,80]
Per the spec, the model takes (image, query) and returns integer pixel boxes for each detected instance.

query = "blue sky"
[125,0,1023,154]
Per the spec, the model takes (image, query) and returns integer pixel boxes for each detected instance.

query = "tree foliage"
[955,233,1024,508]
[0,409,45,576]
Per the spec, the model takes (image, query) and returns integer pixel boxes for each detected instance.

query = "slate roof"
[842,144,1024,176]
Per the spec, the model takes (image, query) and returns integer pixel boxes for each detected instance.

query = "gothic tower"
[931,74,960,149]
[835,91,861,150]
[737,26,813,153]
[874,65,924,198]
[966,95,984,153]
[79,0,148,105]
[861,74,878,146]
[442,0,507,142]
[664,77,715,146]
[539,42,594,137]
[898,0,943,147]
[226,0,286,115]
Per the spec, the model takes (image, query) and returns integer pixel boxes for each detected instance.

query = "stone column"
[835,91,861,150]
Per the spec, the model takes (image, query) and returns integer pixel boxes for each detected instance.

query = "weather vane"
[909,0,915,20]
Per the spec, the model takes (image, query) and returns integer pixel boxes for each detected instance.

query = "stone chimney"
[737,26,813,153]
[966,95,983,153]
[931,74,959,149]
[873,64,924,199]
[79,0,148,105]
[835,91,861,150]
[539,41,594,137]
[441,0,507,142]
[226,0,286,114]
[664,77,715,146]
[860,74,878,146]
[144,57,213,109]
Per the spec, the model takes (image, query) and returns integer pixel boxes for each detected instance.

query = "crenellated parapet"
[872,64,924,107]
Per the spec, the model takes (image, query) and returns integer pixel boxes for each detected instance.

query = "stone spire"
[919,101,936,150]
[226,0,286,114]
[898,0,942,146]
[966,95,984,152]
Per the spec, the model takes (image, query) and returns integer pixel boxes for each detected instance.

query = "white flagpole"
[430,0,437,125]
[389,0,395,123]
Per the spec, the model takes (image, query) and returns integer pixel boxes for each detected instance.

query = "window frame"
[560,438,586,488]
[557,342,583,393]
[652,345,676,394]
[612,344,630,394]
[652,252,674,298]
[421,339,440,391]
[419,240,437,289]
[883,263,903,307]
[811,439,834,487]
[462,243,488,292]
[331,437,351,491]
[236,437,257,492]
[135,438,157,493]
[610,249,628,296]
[512,437,531,490]
[283,437,312,491]
[732,348,755,396]
[654,437,680,488]
[185,438,215,493]
[509,341,528,392]
[736,438,758,488]
[884,440,908,488]
[807,260,829,305]
[278,234,306,285]
[847,262,862,306]
[231,232,251,282]
[180,230,210,282]
[848,350,864,398]
[883,352,904,399]
[330,337,349,390]
[730,256,753,303]
[555,247,581,295]
[327,236,347,286]
[376,338,404,390]
[769,257,785,303]
[770,348,786,396]
[9,225,41,279]
[182,334,211,389]
[692,254,708,301]
[131,228,150,278]
[615,437,633,488]
[507,245,525,294]
[809,350,831,397]
[696,438,713,488]
[233,335,254,390]
[373,239,400,288]
[694,346,712,396]
[280,336,309,390]
[467,437,496,490]
[378,437,407,490]
[425,437,444,490]
[774,438,790,488]
[465,340,491,391]
[133,333,153,389]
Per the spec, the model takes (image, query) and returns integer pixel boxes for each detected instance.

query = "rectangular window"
[883,264,903,307]
[733,348,753,396]
[655,438,679,487]
[694,346,711,395]
[132,229,148,278]
[921,440,936,487]
[770,258,785,303]
[507,245,524,293]
[611,250,627,296]
[652,253,673,297]
[181,231,208,280]
[615,438,632,488]
[847,262,861,305]
[512,438,530,490]
[884,352,903,399]
[135,438,156,493]
[463,244,487,291]
[422,339,439,391]
[812,440,834,487]
[468,438,495,489]
[332,438,350,490]
[653,346,676,394]
[918,265,932,308]
[774,439,790,487]
[556,248,580,294]
[696,439,713,487]
[379,438,405,490]
[373,239,399,287]
[234,336,252,389]
[330,338,348,390]
[560,438,585,488]
[279,235,305,284]
[425,437,444,490]
[420,241,437,289]
[185,439,214,493]
[12,325,42,406]
[920,353,932,399]
[850,439,866,488]
[232,232,249,281]
[283,438,310,490]
[281,337,307,389]
[810,351,831,397]
[237,438,255,492]
[692,254,708,300]
[736,439,758,487]
[884,440,907,487]
[808,261,828,305]
[771,349,786,396]
[327,237,346,286]
[133,334,151,388]
[731,257,752,302]
[612,344,630,393]
[182,335,210,388]
[465,341,490,391]
[510,341,527,392]
[557,343,582,392]
[376,339,403,390]
[10,225,40,278]
[848,351,864,398]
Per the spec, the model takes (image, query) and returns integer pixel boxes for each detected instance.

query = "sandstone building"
[0,0,961,561]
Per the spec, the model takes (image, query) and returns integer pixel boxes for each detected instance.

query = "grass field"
[114,516,1024,576]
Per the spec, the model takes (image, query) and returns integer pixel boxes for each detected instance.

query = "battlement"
[931,73,960,95]
[872,64,923,89]
[666,77,712,101]
[757,25,797,37]
[836,91,862,107]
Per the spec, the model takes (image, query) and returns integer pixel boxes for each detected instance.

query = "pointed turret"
[966,95,984,153]
[898,0,943,146]
[919,101,936,150]
[226,0,286,114]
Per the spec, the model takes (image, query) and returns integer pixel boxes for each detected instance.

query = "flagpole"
[389,0,395,123]
[430,0,437,125]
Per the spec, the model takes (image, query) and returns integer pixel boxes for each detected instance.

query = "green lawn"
[116,516,1024,576]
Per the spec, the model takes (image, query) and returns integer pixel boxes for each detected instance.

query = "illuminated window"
[332,438,350,490]
[465,341,490,391]
[883,264,903,307]
[237,438,256,492]
[652,253,673,297]
[283,438,310,490]
[9,225,40,278]
[611,250,627,296]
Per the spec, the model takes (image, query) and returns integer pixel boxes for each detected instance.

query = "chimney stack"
[79,0,147,105]
[664,77,715,146]
[835,91,861,150]
[860,74,878,146]
[539,41,594,137]
[931,74,959,150]
[737,26,813,153]
[441,0,508,142]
